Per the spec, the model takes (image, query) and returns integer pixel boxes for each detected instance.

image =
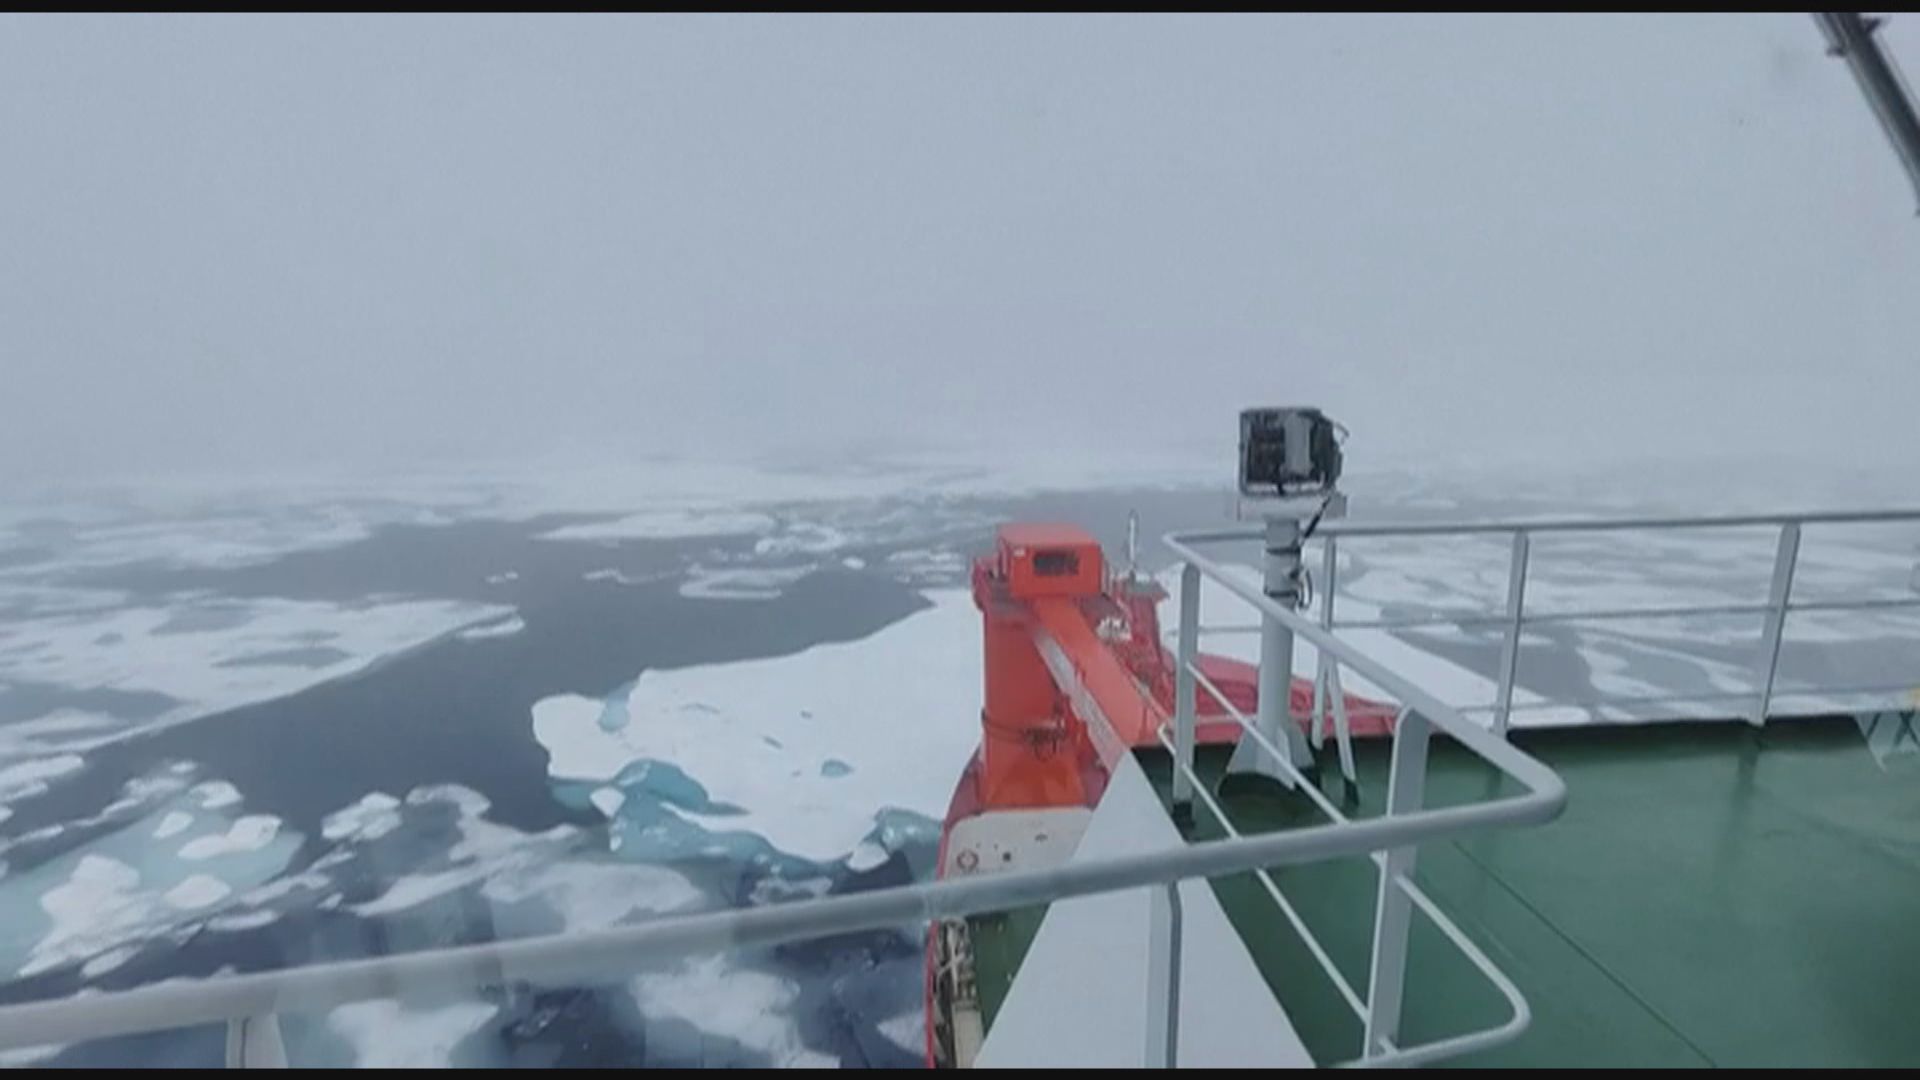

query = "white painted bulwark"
[974,756,1313,1069]
[943,809,1093,878]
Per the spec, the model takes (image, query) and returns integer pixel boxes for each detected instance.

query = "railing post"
[1326,661,1359,796]
[1315,536,1361,791]
[225,1013,288,1068]
[1145,881,1184,1068]
[1493,531,1531,738]
[1364,708,1431,1058]
[1172,562,1201,824]
[1750,522,1802,728]
[1313,536,1339,751]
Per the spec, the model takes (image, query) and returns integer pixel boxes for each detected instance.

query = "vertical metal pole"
[1172,562,1201,822]
[1312,536,1339,751]
[1258,516,1305,776]
[225,1014,289,1068]
[1364,709,1431,1058]
[1232,516,1312,784]
[1145,882,1185,1068]
[1751,522,1802,728]
[1493,531,1531,738]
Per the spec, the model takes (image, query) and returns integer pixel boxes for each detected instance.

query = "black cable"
[1299,492,1336,541]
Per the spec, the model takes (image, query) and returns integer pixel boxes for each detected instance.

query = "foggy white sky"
[2,13,1918,491]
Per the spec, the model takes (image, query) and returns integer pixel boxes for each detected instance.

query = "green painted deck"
[968,716,1920,1068]
[969,904,1047,1034]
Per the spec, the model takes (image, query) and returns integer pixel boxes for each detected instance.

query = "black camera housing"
[1238,407,1343,498]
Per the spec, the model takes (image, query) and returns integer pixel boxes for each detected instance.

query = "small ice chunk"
[846,840,890,872]
[328,999,499,1068]
[81,945,139,979]
[404,784,490,815]
[457,614,525,641]
[878,1008,925,1054]
[629,957,836,1068]
[322,793,403,842]
[539,510,777,544]
[165,875,232,909]
[589,787,626,818]
[678,565,813,601]
[582,568,669,586]
[153,812,194,839]
[180,815,281,860]
[189,781,241,810]
[208,910,280,932]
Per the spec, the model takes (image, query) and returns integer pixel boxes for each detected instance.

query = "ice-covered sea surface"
[1,457,1917,1066]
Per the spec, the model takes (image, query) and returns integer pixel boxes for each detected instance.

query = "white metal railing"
[1162,529,1568,1067]
[0,546,1569,1072]
[1151,508,1920,1063]
[1182,508,1920,743]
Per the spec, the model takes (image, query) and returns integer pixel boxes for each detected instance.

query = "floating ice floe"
[189,781,242,810]
[589,787,626,818]
[0,753,83,808]
[163,874,233,910]
[343,785,702,928]
[321,792,404,843]
[582,568,674,587]
[538,508,778,544]
[678,565,816,602]
[0,791,302,979]
[752,523,848,558]
[178,815,282,861]
[531,589,979,864]
[152,811,194,840]
[328,999,500,1069]
[882,548,968,584]
[0,711,125,763]
[456,614,525,641]
[0,595,514,744]
[630,955,837,1069]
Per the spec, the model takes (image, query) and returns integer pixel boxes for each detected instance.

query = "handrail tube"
[1321,508,1920,537]
[1190,596,1920,634]
[0,740,1565,1055]
[1174,508,1920,547]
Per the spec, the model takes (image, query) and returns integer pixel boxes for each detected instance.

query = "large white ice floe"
[531,589,981,864]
